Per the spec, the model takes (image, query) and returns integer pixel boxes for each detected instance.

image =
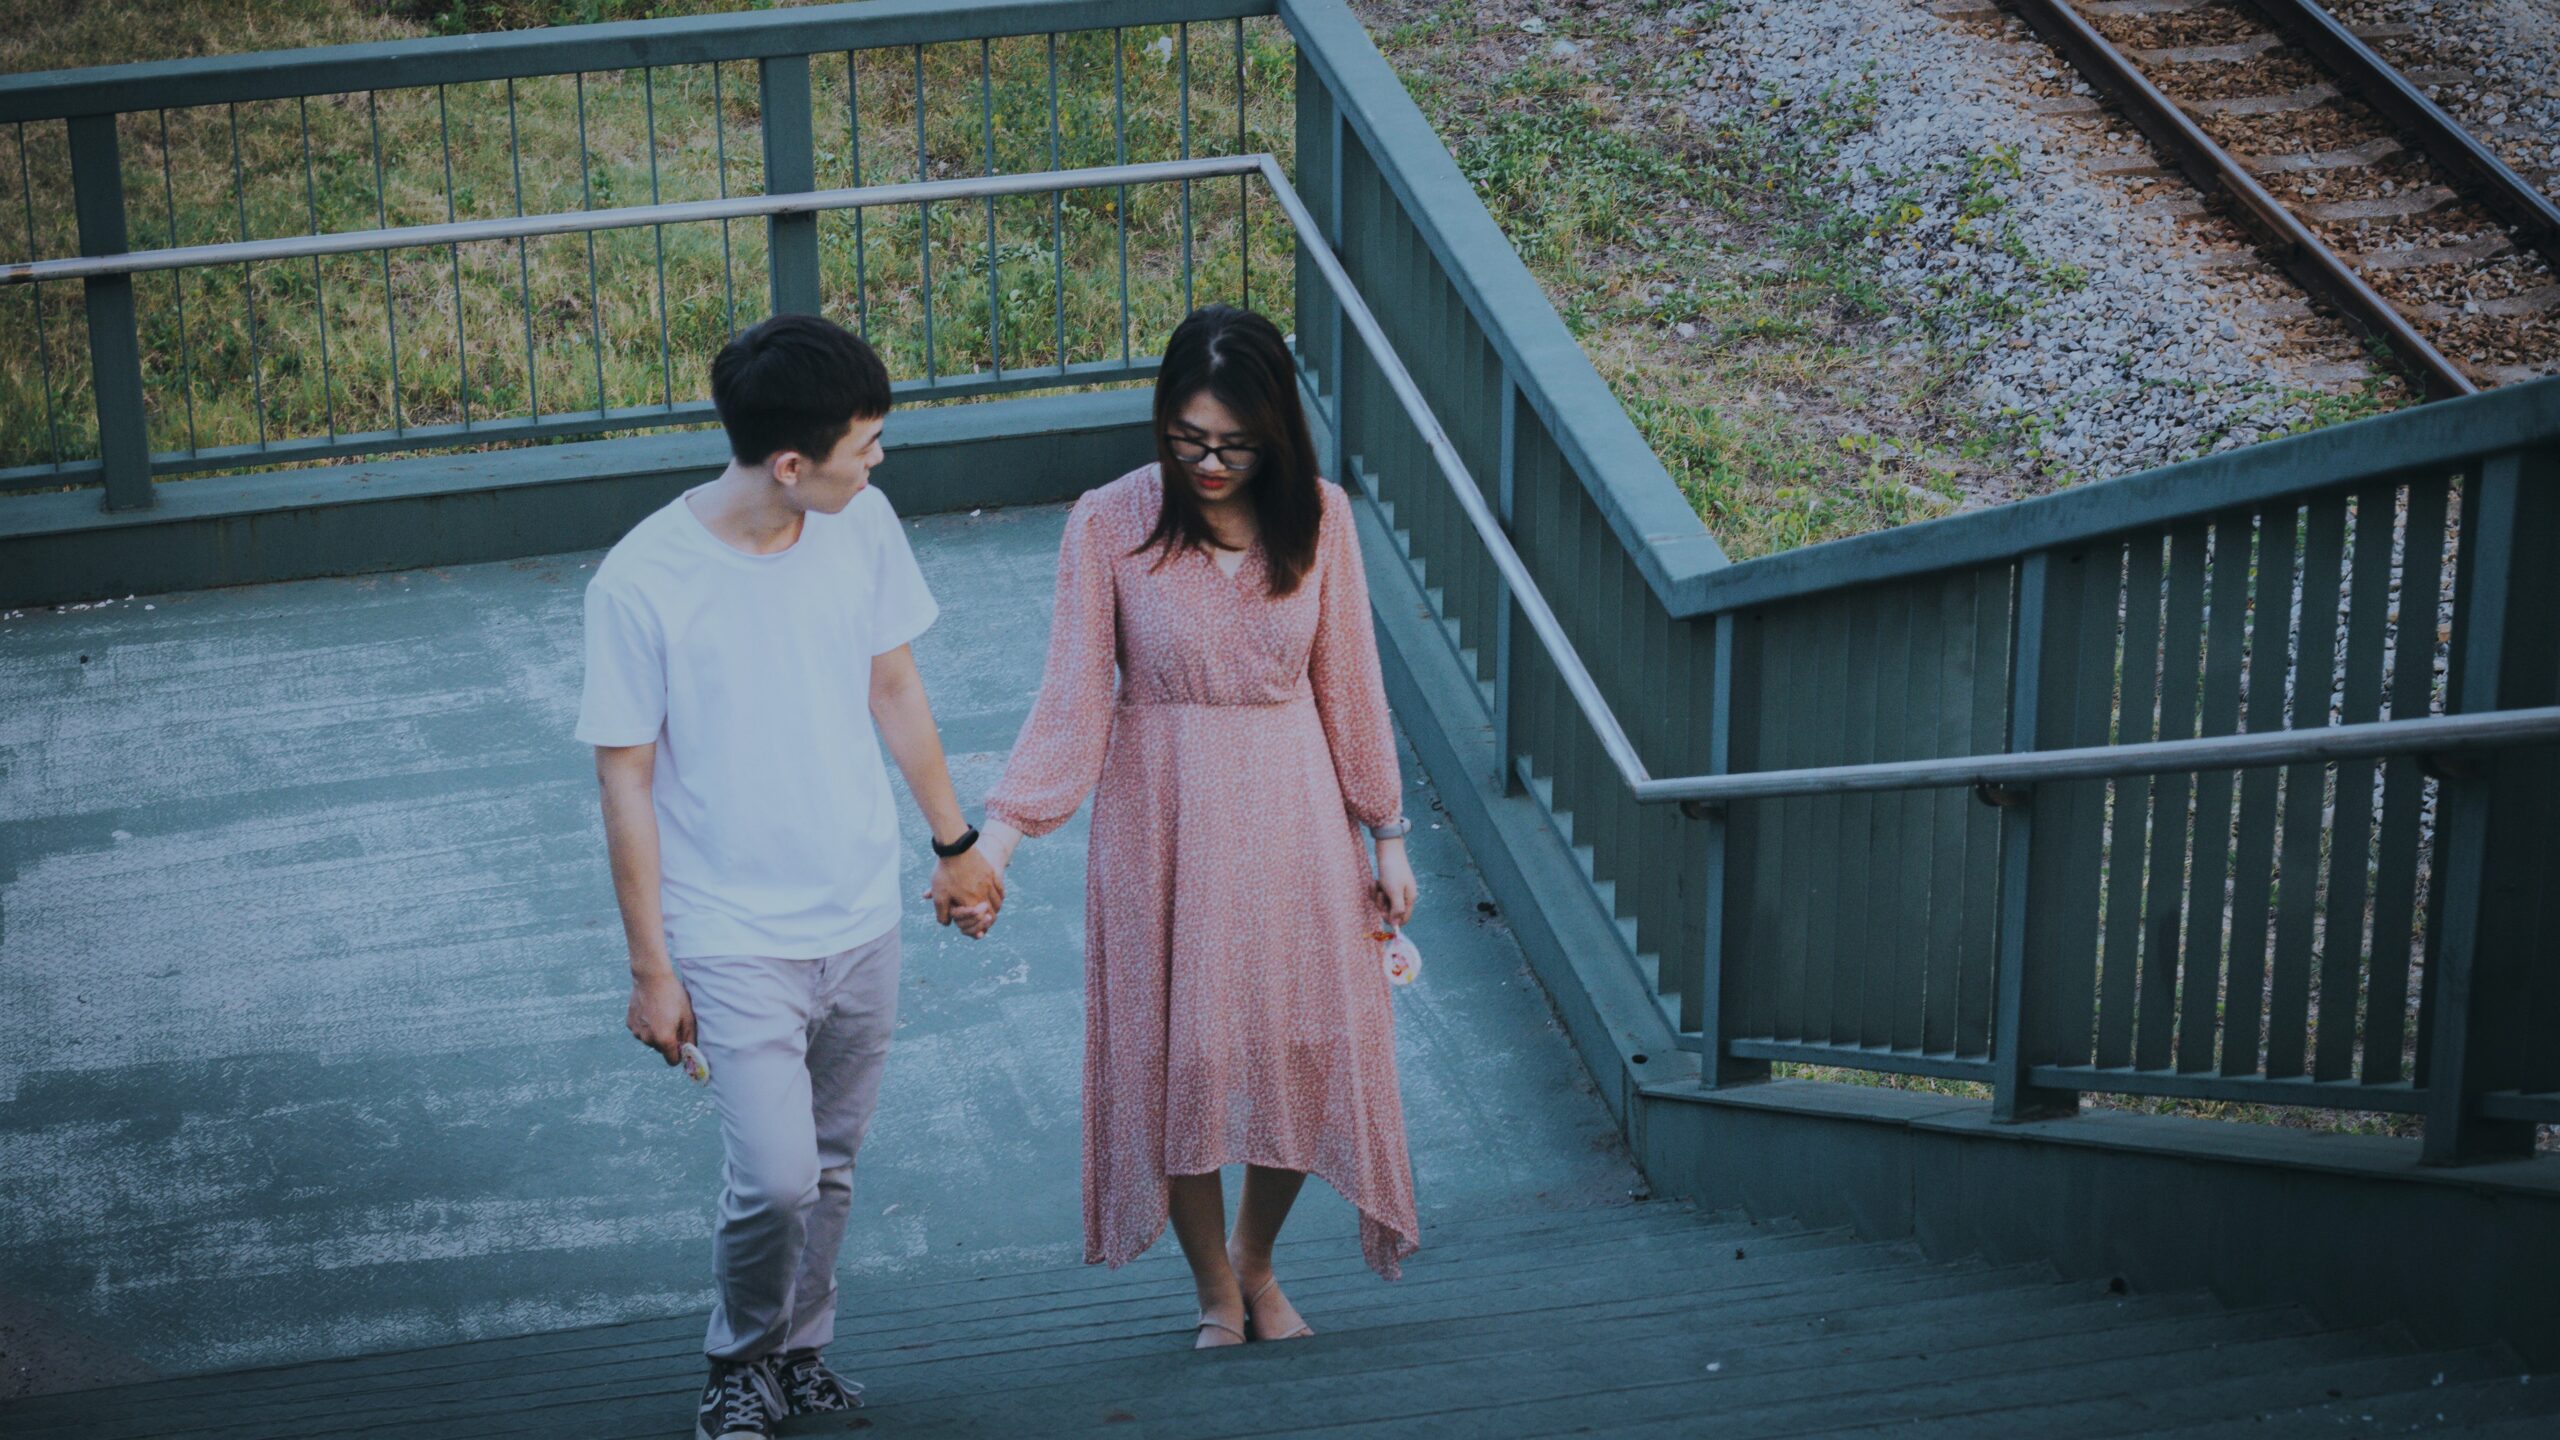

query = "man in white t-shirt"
[576,314,1003,1440]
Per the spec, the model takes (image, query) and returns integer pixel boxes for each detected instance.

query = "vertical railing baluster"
[2364,480,2449,1084]
[2318,485,2395,1082]
[366,93,404,434]
[2181,510,2256,1074]
[1323,102,1344,486]
[979,39,1000,376]
[1491,370,1517,790]
[572,75,607,412]
[643,69,674,409]
[69,112,152,504]
[156,110,200,456]
[1236,16,1249,310]
[1112,29,1129,365]
[1957,568,2011,1059]
[2095,537,2164,1069]
[2268,494,2349,1078]
[506,80,539,419]
[1836,590,1885,1049]
[1048,32,1065,375]
[712,64,739,334]
[229,104,269,448]
[762,53,821,318]
[2225,507,2299,1076]
[1697,612,1763,1084]
[18,123,67,470]
[846,51,870,338]
[2420,447,2554,1165]
[1177,22,1194,317]
[436,86,469,431]
[1992,551,2084,1121]
[915,45,936,381]
[2138,526,2207,1072]
[297,97,340,441]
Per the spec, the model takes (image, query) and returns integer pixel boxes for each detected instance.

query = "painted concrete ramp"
[0,489,1636,1387]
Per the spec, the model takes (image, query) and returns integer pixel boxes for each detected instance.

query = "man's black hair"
[708,314,893,466]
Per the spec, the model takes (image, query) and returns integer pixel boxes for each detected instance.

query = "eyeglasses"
[1167,434,1263,471]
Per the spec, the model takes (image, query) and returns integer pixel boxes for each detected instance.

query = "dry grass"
[2,1,1297,471]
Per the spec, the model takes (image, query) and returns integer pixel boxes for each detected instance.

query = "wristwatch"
[931,825,981,859]
[1369,816,1414,840]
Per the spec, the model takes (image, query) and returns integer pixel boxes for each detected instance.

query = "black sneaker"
[695,1356,783,1440]
[775,1348,865,1414]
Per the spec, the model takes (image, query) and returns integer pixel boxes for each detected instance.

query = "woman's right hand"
[952,820,1024,939]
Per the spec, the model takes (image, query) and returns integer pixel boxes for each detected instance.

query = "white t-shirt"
[575,483,939,960]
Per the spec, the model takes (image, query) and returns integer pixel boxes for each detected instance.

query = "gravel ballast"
[1682,0,2387,487]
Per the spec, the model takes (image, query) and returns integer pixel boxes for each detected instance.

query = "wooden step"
[1584,1343,2529,1439]
[85,1230,1922,1440]
[2119,1362,2560,1437]
[5,1204,1751,1429]
[932,1314,2377,1439]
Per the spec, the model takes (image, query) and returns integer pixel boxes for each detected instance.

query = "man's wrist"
[629,954,676,980]
[930,822,981,859]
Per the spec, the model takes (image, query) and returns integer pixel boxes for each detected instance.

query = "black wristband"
[930,825,981,859]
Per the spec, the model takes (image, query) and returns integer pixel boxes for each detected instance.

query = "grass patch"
[1,2,1300,473]
[1369,3,2000,559]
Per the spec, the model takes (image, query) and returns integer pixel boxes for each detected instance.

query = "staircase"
[5,1201,2547,1438]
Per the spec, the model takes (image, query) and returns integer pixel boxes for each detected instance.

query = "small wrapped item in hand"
[1373,928,1423,987]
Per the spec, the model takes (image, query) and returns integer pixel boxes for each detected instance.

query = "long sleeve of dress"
[1308,485,1404,828]
[986,493,1121,838]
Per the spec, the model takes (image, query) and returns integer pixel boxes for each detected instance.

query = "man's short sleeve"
[861,488,939,656]
[575,579,668,747]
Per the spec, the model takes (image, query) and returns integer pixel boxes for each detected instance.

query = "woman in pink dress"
[975,305,1422,1348]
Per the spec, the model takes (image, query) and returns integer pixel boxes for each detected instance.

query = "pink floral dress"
[985,464,1421,1280]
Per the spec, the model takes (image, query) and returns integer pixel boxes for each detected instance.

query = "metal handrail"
[1249,155,1663,797]
[14,149,2556,812]
[1259,155,2560,811]
[1633,707,2560,807]
[0,157,1264,287]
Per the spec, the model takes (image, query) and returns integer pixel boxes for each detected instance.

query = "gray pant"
[675,927,901,1361]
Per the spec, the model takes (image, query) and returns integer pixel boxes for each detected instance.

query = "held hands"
[1373,836,1419,929]
[939,821,1022,940]
[928,845,1005,940]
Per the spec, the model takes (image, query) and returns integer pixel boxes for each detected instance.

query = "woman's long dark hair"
[1137,305,1322,597]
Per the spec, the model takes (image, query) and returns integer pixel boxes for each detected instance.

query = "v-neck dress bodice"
[984,464,1420,1280]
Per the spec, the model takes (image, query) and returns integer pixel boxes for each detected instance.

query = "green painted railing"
[0,0,1282,503]
[3,0,2552,1167]
[1277,0,2559,1165]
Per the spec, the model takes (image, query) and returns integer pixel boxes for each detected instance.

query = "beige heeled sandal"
[1243,1277,1314,1341]
[1194,1311,1247,1349]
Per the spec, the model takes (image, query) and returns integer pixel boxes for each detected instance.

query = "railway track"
[1992,0,2560,398]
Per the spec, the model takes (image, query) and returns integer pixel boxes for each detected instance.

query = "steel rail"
[2242,0,2560,275]
[1998,0,2477,401]
[0,156,1266,287]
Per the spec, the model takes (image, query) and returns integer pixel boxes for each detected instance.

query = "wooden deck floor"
[0,496,1633,1392]
[2,1199,2549,1437]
